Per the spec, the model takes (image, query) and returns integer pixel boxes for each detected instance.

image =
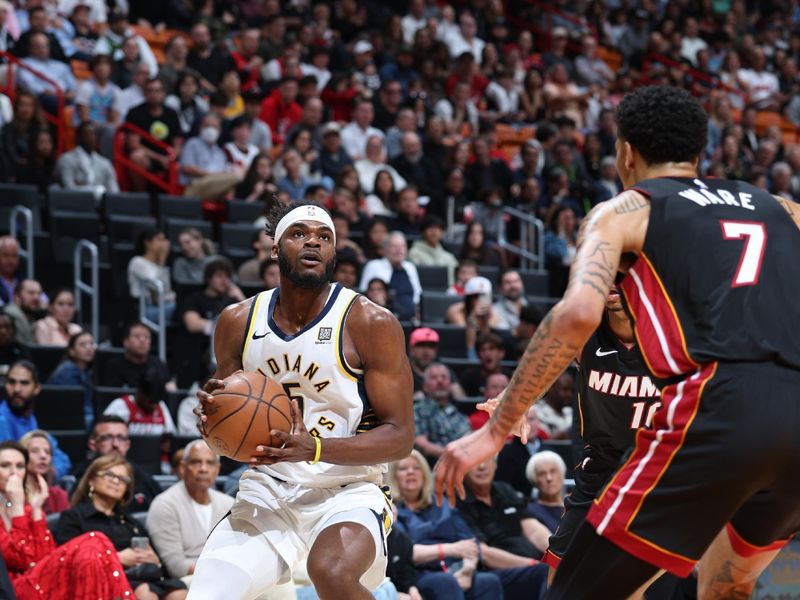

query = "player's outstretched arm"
[435,192,648,505]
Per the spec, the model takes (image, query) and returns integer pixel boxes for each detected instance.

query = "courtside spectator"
[101,321,173,390]
[359,231,422,321]
[4,279,44,345]
[48,331,96,428]
[20,429,69,514]
[413,363,472,466]
[32,287,81,346]
[0,361,71,476]
[525,451,567,534]
[71,416,162,510]
[54,121,119,195]
[127,229,177,324]
[147,440,234,581]
[408,216,459,286]
[259,76,301,146]
[0,314,30,386]
[94,9,158,77]
[17,32,76,113]
[103,368,176,436]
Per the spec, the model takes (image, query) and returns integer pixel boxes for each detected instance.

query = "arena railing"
[74,239,99,342]
[640,53,747,102]
[497,205,546,272]
[506,0,596,46]
[113,122,181,196]
[0,51,66,155]
[138,278,167,363]
[9,204,33,279]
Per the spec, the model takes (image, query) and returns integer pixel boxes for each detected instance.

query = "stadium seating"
[227,200,264,223]
[35,385,86,431]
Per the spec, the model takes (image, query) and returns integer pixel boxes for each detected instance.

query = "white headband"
[274,205,336,245]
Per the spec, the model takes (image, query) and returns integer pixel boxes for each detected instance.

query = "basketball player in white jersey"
[189,201,414,600]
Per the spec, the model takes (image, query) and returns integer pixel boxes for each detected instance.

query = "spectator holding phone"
[445,276,501,356]
[56,455,188,600]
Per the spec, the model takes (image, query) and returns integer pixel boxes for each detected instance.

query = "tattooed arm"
[434,191,649,505]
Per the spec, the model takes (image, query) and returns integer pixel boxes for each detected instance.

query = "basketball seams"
[202,372,294,461]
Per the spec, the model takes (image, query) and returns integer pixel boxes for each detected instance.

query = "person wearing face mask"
[179,112,242,199]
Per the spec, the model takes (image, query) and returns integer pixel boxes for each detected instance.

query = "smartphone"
[131,536,150,550]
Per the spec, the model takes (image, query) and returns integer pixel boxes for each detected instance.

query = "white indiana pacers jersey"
[238,283,385,495]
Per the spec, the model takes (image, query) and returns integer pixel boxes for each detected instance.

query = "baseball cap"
[410,327,440,347]
[353,40,374,55]
[464,276,493,296]
[321,121,341,136]
[552,27,568,38]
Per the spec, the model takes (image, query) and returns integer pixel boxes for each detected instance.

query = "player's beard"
[278,247,335,288]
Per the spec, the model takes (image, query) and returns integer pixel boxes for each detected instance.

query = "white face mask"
[200,126,219,144]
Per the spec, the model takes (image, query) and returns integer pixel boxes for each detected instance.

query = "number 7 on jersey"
[720,220,767,287]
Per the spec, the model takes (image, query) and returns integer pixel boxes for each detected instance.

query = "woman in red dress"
[0,440,134,599]
[19,430,69,514]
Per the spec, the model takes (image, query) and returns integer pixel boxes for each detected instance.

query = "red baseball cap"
[409,327,440,347]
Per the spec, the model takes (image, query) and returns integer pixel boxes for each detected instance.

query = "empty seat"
[440,357,480,379]
[477,265,500,284]
[431,324,468,358]
[49,211,101,262]
[108,243,137,300]
[94,346,125,380]
[417,265,449,292]
[420,292,461,323]
[107,214,158,245]
[519,270,549,296]
[228,199,264,223]
[126,435,164,474]
[26,344,67,381]
[48,189,96,214]
[104,192,151,219]
[0,183,42,232]
[220,222,260,259]
[34,385,86,430]
[158,195,203,222]
[51,429,88,465]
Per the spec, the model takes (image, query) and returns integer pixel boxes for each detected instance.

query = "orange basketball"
[201,371,294,462]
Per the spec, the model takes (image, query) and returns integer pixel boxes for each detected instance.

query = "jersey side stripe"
[335,292,362,382]
[241,292,263,361]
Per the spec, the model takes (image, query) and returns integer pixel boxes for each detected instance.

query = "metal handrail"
[138,278,166,362]
[9,205,33,279]
[0,51,66,155]
[445,196,467,242]
[497,205,546,272]
[113,122,180,195]
[74,240,99,341]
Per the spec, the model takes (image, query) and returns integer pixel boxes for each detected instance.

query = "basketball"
[201,371,294,462]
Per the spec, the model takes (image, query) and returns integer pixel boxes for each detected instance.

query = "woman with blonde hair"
[56,455,187,600]
[19,430,68,514]
[388,449,503,599]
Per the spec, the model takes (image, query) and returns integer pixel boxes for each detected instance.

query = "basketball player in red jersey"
[190,201,414,600]
[436,85,800,599]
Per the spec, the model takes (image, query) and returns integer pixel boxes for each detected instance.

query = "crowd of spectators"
[0,0,793,597]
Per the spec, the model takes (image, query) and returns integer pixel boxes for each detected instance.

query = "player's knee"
[307,556,361,593]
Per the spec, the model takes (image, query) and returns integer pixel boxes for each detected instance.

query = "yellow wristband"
[310,436,322,465]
